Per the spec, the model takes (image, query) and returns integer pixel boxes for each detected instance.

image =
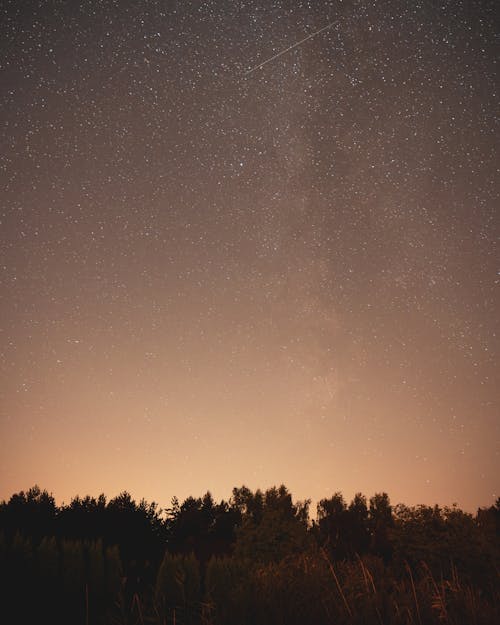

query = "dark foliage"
[0,486,498,624]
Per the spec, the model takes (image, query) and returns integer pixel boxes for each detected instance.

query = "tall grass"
[1,536,498,624]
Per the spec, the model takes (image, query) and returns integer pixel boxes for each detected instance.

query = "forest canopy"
[1,484,499,624]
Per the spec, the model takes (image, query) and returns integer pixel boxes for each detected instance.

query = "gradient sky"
[1,0,498,512]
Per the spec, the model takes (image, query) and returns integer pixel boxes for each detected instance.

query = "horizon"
[1,482,495,517]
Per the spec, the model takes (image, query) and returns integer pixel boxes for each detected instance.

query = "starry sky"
[1,0,498,512]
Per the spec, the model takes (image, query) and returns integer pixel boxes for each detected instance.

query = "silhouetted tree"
[317,491,349,559]
[233,485,310,564]
[1,484,499,625]
[57,493,107,542]
[0,485,56,543]
[347,492,370,555]
[368,492,393,561]
[167,492,241,566]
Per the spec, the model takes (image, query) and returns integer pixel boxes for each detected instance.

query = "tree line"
[0,484,498,624]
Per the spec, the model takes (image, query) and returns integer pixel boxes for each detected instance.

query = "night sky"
[1,0,498,512]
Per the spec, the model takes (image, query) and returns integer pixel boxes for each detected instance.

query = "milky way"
[1,0,498,510]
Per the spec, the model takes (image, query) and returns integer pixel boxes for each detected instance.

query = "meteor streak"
[246,19,340,75]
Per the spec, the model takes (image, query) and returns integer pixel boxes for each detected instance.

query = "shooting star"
[246,19,340,75]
